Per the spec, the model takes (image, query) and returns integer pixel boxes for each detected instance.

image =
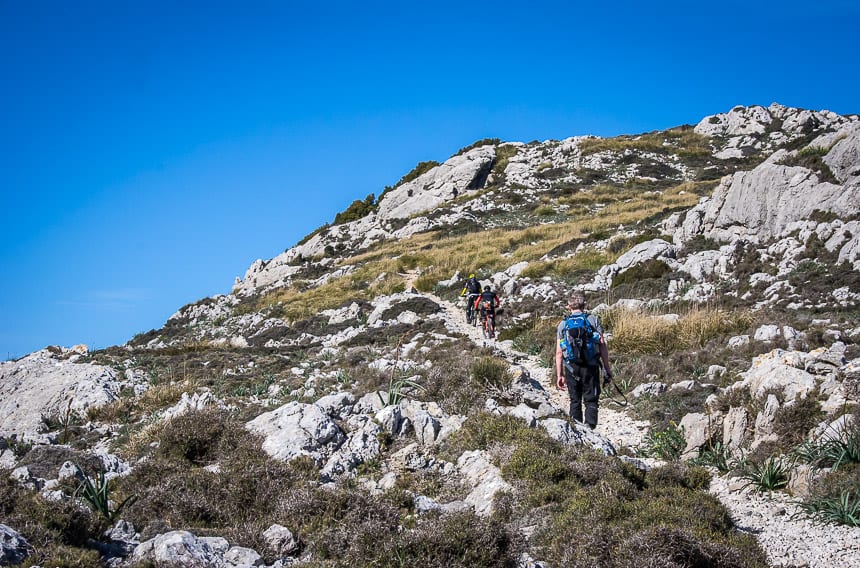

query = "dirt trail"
[405,272,649,450]
[408,274,860,565]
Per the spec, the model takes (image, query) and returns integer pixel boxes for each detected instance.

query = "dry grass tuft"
[605,306,753,354]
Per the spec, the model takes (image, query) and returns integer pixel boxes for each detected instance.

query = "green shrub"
[611,259,671,289]
[333,193,376,224]
[779,146,839,184]
[648,463,712,491]
[470,357,513,393]
[456,137,501,155]
[738,455,792,493]
[799,490,860,526]
[638,422,686,460]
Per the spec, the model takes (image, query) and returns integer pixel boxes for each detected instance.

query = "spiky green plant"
[738,456,792,494]
[798,490,860,527]
[638,422,686,461]
[75,466,138,522]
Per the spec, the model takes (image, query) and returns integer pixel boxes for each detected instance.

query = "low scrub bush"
[535,476,766,567]
[0,471,102,565]
[638,422,686,460]
[470,357,514,394]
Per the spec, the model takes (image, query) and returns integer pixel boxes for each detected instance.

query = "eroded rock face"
[676,163,857,245]
[376,146,496,220]
[0,349,122,440]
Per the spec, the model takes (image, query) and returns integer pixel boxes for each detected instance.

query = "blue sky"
[2,0,858,359]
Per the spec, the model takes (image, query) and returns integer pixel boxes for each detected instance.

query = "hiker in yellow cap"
[460,273,482,325]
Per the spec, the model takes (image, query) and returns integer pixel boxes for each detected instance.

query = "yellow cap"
[469,273,475,278]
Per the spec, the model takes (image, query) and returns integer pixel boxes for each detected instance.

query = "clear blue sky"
[2,0,858,359]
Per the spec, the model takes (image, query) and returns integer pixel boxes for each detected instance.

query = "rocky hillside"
[2,103,859,568]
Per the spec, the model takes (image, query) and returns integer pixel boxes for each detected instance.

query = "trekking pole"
[601,365,628,407]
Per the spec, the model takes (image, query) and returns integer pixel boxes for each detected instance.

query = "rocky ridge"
[2,103,859,567]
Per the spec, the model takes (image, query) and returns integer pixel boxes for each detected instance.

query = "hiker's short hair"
[569,294,586,309]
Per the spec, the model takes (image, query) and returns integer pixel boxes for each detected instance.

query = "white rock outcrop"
[245,401,345,464]
[0,349,122,440]
[132,531,262,568]
[377,146,496,220]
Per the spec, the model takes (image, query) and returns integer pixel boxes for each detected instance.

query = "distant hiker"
[475,285,501,338]
[555,293,613,429]
[460,273,482,325]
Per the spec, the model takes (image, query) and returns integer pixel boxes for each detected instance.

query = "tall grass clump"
[604,306,752,355]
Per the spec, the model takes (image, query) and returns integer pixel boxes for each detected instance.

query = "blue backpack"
[560,313,600,366]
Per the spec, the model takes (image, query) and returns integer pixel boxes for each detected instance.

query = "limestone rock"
[315,392,356,419]
[823,122,860,183]
[753,394,780,447]
[0,349,122,440]
[263,524,299,557]
[723,407,749,450]
[674,160,859,245]
[754,324,781,342]
[595,239,677,288]
[539,417,616,456]
[0,524,31,566]
[245,401,345,464]
[320,416,382,480]
[377,146,496,220]
[740,350,818,401]
[679,412,715,458]
[457,450,512,516]
[631,382,667,398]
[131,531,233,567]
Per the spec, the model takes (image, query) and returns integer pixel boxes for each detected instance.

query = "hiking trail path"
[403,272,860,567]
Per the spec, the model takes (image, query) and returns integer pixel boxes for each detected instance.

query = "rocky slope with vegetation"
[2,102,859,567]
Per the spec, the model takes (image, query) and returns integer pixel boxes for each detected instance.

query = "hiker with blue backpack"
[555,293,613,429]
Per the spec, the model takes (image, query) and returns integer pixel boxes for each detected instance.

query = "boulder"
[631,382,667,398]
[804,342,846,375]
[131,531,237,567]
[320,416,382,481]
[457,450,512,516]
[539,418,616,456]
[753,394,781,448]
[679,412,714,459]
[596,239,678,287]
[740,350,818,401]
[723,407,749,450]
[315,392,356,418]
[262,524,299,557]
[0,349,122,440]
[0,524,31,566]
[754,325,781,342]
[245,401,345,464]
